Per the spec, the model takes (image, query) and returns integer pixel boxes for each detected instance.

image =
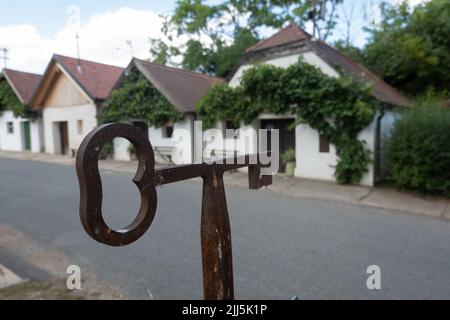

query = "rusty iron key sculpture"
[76,123,272,300]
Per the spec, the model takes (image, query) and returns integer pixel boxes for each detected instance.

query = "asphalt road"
[0,157,449,299]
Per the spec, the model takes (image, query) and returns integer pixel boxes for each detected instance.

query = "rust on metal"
[76,122,273,300]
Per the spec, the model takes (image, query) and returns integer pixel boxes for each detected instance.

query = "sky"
[0,0,427,74]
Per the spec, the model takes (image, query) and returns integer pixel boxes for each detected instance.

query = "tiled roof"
[246,24,311,53]
[131,58,224,113]
[2,69,41,104]
[53,54,124,101]
[308,41,410,107]
[240,24,409,107]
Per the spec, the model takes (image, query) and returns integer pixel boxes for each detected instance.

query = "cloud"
[0,7,165,74]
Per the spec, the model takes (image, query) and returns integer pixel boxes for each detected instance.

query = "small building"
[0,69,43,153]
[30,54,123,156]
[111,58,223,164]
[224,24,409,186]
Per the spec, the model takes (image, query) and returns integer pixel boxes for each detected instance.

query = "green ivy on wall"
[0,80,37,119]
[99,69,184,127]
[196,59,381,184]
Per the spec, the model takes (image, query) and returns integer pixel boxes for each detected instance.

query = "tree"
[181,27,259,77]
[362,0,450,96]
[150,0,343,77]
[334,40,365,63]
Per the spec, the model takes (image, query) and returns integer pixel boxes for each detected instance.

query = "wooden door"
[261,119,296,172]
[59,122,69,155]
[22,121,31,151]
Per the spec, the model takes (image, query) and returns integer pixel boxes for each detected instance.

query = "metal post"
[76,123,273,300]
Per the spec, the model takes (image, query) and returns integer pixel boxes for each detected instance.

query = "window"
[319,134,330,153]
[77,120,83,135]
[225,120,239,139]
[163,126,174,139]
[6,122,14,134]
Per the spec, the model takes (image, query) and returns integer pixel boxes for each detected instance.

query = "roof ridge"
[53,54,124,70]
[246,23,310,53]
[134,58,223,82]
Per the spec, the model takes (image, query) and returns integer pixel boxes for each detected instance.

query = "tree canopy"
[150,0,343,77]
[361,0,450,96]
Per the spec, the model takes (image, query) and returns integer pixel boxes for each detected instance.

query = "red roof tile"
[54,54,124,101]
[131,58,224,113]
[2,69,41,104]
[308,41,409,107]
[246,24,311,53]
[240,24,409,107]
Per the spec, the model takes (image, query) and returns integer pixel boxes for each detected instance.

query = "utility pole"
[312,0,317,38]
[75,33,82,73]
[0,47,9,69]
[126,39,134,57]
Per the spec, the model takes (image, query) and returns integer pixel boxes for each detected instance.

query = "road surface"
[0,157,449,299]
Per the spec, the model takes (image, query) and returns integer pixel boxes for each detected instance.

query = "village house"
[218,24,409,186]
[0,69,43,153]
[30,54,123,156]
[111,58,223,164]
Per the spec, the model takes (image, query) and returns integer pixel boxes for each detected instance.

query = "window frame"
[319,134,330,153]
[163,125,174,139]
[6,122,14,134]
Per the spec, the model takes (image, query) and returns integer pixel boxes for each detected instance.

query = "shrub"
[281,148,296,165]
[387,103,450,197]
[99,142,115,160]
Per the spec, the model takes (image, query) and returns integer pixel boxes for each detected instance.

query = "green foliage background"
[151,0,342,77]
[387,102,450,197]
[197,59,380,184]
[99,69,184,127]
[346,0,450,97]
[0,80,37,119]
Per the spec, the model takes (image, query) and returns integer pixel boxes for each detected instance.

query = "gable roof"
[246,24,311,53]
[119,58,224,113]
[1,69,42,104]
[234,24,409,107]
[307,40,409,107]
[32,54,124,108]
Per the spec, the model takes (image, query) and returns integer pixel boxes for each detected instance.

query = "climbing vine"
[99,69,184,127]
[0,79,37,119]
[197,59,380,184]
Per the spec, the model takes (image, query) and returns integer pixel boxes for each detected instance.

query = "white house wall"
[43,104,97,154]
[113,115,195,164]
[152,115,194,165]
[204,120,260,161]
[228,49,379,186]
[229,51,339,88]
[295,117,377,186]
[0,111,43,153]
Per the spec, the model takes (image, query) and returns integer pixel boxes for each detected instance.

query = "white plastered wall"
[228,49,378,186]
[0,111,43,153]
[43,104,97,154]
[113,115,195,164]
